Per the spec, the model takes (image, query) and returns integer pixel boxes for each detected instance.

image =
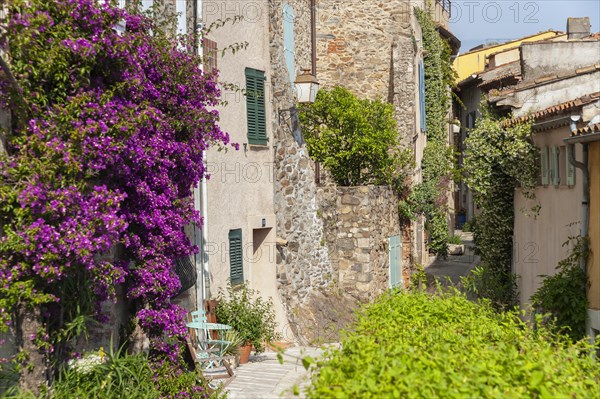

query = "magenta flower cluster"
[0,0,230,377]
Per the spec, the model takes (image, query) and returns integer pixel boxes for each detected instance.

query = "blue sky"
[449,0,600,52]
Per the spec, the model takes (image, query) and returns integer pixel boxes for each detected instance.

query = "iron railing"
[436,0,452,17]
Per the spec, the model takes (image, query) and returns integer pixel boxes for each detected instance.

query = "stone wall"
[316,0,424,101]
[317,0,428,268]
[319,186,405,302]
[268,0,424,342]
[269,0,339,343]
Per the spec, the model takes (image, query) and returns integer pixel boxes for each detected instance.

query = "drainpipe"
[193,0,209,312]
[567,115,589,272]
[310,0,316,77]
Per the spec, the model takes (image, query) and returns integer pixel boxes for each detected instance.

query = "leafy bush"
[461,218,476,232]
[531,236,588,341]
[299,86,410,187]
[399,179,449,257]
[215,282,280,353]
[460,265,518,310]
[1,347,215,399]
[447,235,462,245]
[307,290,600,399]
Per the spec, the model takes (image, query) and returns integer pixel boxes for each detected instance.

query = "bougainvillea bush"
[0,0,230,394]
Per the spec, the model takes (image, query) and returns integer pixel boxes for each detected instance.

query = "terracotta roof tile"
[503,92,600,127]
[574,123,600,135]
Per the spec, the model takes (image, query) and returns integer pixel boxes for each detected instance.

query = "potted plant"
[214,282,280,364]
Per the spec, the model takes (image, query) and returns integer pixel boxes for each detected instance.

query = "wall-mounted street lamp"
[279,69,319,123]
[294,69,320,104]
[277,0,319,146]
[278,70,320,146]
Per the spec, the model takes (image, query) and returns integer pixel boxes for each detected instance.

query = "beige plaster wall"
[203,1,288,334]
[514,126,583,307]
[589,141,600,310]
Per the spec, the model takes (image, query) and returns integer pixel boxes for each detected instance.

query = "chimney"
[567,17,591,40]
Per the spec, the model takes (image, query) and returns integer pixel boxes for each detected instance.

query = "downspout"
[193,0,209,311]
[567,115,589,272]
[310,0,316,77]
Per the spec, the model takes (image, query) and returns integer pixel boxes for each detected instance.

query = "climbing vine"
[402,7,456,257]
[0,0,230,392]
[462,105,537,309]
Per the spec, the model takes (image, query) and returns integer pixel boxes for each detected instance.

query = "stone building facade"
[267,0,456,342]
[316,0,433,267]
[319,186,403,302]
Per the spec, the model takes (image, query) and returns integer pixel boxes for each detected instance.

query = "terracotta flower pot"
[238,343,252,364]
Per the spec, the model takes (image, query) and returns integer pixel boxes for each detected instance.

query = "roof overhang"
[564,131,600,144]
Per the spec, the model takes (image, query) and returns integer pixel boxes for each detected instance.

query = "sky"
[449,0,600,52]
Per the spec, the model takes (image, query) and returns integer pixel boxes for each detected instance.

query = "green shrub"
[398,179,449,257]
[1,347,214,399]
[307,290,600,399]
[299,86,410,187]
[531,236,588,341]
[460,265,518,310]
[461,218,476,232]
[215,282,280,353]
[447,235,462,245]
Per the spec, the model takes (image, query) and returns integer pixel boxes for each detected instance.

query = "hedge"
[307,291,600,398]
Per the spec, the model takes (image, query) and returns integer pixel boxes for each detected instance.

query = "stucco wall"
[203,0,289,333]
[520,41,600,81]
[452,31,562,82]
[589,141,600,310]
[514,126,583,307]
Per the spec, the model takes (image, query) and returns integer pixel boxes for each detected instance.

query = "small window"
[245,68,267,145]
[229,229,243,285]
[203,38,218,74]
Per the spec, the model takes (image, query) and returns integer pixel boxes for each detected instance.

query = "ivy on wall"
[402,7,456,257]
[462,105,537,309]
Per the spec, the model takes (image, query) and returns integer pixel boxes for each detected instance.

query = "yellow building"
[453,30,563,82]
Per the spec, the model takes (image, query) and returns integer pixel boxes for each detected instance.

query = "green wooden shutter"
[389,236,402,288]
[566,145,576,186]
[229,229,244,285]
[245,68,267,145]
[540,147,549,185]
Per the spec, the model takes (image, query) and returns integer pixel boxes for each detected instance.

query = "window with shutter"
[229,229,244,285]
[203,39,218,74]
[566,145,576,186]
[540,147,549,185]
[245,68,267,145]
